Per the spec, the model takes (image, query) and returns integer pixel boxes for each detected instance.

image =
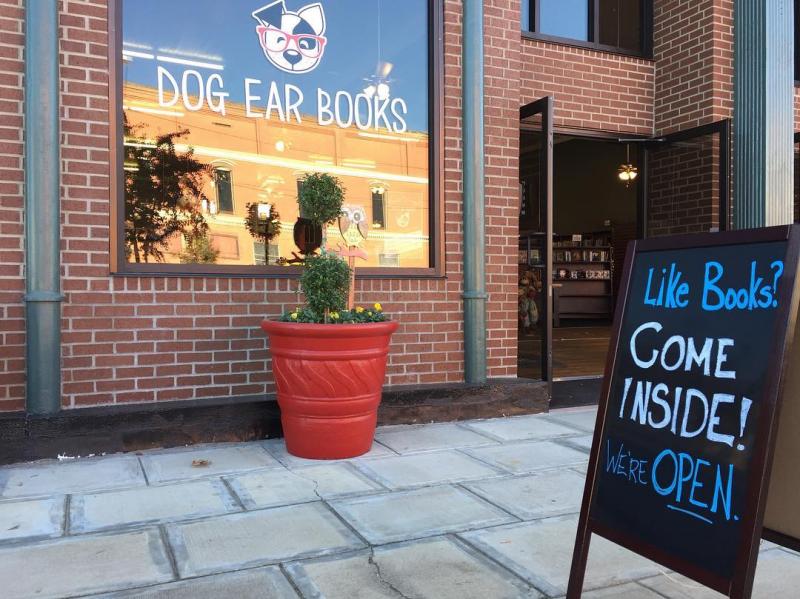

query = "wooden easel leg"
[566,519,592,598]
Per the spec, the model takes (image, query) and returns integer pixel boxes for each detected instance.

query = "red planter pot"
[260,319,398,459]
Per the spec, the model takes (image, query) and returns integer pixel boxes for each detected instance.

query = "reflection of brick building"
[124,83,430,268]
[0,0,798,456]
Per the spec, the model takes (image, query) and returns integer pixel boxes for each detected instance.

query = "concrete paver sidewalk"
[0,407,798,598]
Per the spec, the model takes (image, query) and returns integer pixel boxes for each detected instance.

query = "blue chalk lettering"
[702,261,725,311]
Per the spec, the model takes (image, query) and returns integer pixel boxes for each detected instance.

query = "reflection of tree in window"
[123,116,211,263]
[214,168,234,213]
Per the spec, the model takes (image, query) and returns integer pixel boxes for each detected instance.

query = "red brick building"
[0,0,797,458]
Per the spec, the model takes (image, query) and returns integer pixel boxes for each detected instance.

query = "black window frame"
[795,0,799,84]
[110,0,445,279]
[522,0,653,59]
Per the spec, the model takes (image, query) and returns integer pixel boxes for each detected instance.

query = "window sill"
[521,31,653,61]
[111,264,446,280]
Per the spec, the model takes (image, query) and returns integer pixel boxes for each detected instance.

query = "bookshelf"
[519,230,615,323]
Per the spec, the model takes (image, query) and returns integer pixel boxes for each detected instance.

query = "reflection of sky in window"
[539,0,589,41]
[122,0,429,132]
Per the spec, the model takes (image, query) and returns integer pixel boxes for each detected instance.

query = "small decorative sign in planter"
[260,173,397,459]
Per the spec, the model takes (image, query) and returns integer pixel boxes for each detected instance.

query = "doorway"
[519,130,639,382]
[518,98,731,389]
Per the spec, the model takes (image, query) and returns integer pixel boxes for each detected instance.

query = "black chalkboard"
[568,226,800,599]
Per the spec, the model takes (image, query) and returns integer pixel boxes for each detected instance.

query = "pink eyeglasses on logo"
[256,25,327,59]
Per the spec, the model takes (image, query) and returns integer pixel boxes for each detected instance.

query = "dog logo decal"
[252,1,327,74]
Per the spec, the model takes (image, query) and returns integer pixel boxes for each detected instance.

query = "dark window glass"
[371,191,386,229]
[539,0,589,42]
[795,0,799,81]
[599,0,641,52]
[214,169,233,213]
[253,241,279,266]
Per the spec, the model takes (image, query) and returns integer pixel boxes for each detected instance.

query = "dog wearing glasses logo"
[252,1,327,74]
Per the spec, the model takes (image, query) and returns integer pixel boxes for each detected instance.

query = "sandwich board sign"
[567,225,800,599]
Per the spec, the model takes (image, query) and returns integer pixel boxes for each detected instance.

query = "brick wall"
[519,39,654,136]
[5,1,795,412]
[51,0,482,410]
[0,0,530,413]
[654,0,733,134]
[0,0,25,412]
[647,136,720,236]
[484,0,521,376]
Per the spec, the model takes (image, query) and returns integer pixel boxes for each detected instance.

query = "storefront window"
[119,0,433,270]
[522,0,649,56]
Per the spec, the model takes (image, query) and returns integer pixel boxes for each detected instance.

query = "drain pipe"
[462,0,487,384]
[24,0,62,415]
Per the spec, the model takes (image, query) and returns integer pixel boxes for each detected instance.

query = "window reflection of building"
[122,82,430,268]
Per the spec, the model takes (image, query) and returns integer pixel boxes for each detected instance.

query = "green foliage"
[299,253,351,318]
[298,173,345,229]
[179,233,219,264]
[123,116,211,263]
[280,305,388,324]
[244,203,281,243]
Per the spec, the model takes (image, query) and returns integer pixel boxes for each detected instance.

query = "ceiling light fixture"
[618,144,638,187]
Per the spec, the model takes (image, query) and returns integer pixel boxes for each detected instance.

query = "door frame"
[640,119,732,238]
[520,97,554,386]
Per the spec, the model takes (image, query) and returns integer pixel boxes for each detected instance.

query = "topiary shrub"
[298,173,345,249]
[299,253,351,318]
[275,172,388,324]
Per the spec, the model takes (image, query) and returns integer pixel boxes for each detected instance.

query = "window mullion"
[591,0,599,44]
[534,0,541,34]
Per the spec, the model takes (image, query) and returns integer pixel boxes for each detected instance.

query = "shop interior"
[518,132,639,381]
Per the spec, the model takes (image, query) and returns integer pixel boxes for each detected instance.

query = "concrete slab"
[640,548,800,598]
[0,496,64,542]
[353,450,502,490]
[0,528,173,599]
[329,485,517,545]
[464,440,587,474]
[581,582,665,598]
[70,479,239,533]
[0,455,145,499]
[286,537,541,599]
[546,408,599,433]
[375,422,498,454]
[459,515,661,596]
[227,463,383,509]
[464,469,585,520]
[462,414,582,442]
[554,434,594,452]
[167,501,364,577]
[94,566,298,598]
[263,439,396,469]
[139,444,281,484]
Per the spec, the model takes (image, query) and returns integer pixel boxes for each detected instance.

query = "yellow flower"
[290,312,298,320]
[355,306,365,314]
[330,312,340,320]
[374,303,383,312]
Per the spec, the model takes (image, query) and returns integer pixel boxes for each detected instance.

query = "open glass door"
[518,97,554,385]
[643,120,731,237]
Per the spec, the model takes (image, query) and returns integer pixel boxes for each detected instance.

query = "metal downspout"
[24,0,62,415]
[462,0,487,384]
[733,0,794,227]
